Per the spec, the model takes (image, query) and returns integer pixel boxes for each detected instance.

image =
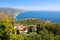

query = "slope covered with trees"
[0,18,60,40]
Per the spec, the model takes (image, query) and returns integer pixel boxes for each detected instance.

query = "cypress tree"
[28,26,33,34]
[36,24,42,34]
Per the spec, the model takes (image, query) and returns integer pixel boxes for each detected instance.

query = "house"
[14,24,28,34]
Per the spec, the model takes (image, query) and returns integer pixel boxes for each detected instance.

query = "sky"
[0,0,60,11]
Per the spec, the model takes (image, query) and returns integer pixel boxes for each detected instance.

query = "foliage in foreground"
[0,18,60,40]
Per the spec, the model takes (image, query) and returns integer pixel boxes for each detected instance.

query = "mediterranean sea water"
[16,11,60,23]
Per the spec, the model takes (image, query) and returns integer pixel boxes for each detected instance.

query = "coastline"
[14,11,26,19]
[14,12,21,19]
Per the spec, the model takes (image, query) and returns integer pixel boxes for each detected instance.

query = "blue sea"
[16,11,60,23]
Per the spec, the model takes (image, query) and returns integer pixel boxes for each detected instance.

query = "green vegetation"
[17,18,45,26]
[0,18,60,40]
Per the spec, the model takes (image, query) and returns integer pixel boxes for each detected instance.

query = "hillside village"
[14,19,52,34]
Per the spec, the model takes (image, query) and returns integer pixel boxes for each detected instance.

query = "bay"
[16,11,60,23]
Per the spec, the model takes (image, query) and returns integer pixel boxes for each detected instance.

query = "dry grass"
[0,12,8,19]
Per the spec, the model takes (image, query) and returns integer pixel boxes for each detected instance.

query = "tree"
[25,34,42,40]
[36,24,42,34]
[28,26,33,34]
[54,35,60,40]
[17,34,25,40]
[39,29,54,40]
[9,34,17,40]
[16,29,20,34]
[0,18,15,40]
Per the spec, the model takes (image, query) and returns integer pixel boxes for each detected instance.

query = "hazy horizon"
[0,0,60,11]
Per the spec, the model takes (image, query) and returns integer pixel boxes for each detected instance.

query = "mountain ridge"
[0,7,25,19]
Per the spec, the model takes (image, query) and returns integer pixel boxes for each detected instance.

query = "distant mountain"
[0,7,25,19]
[0,7,25,14]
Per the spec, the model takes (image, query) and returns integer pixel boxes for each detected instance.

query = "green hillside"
[16,18,51,26]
